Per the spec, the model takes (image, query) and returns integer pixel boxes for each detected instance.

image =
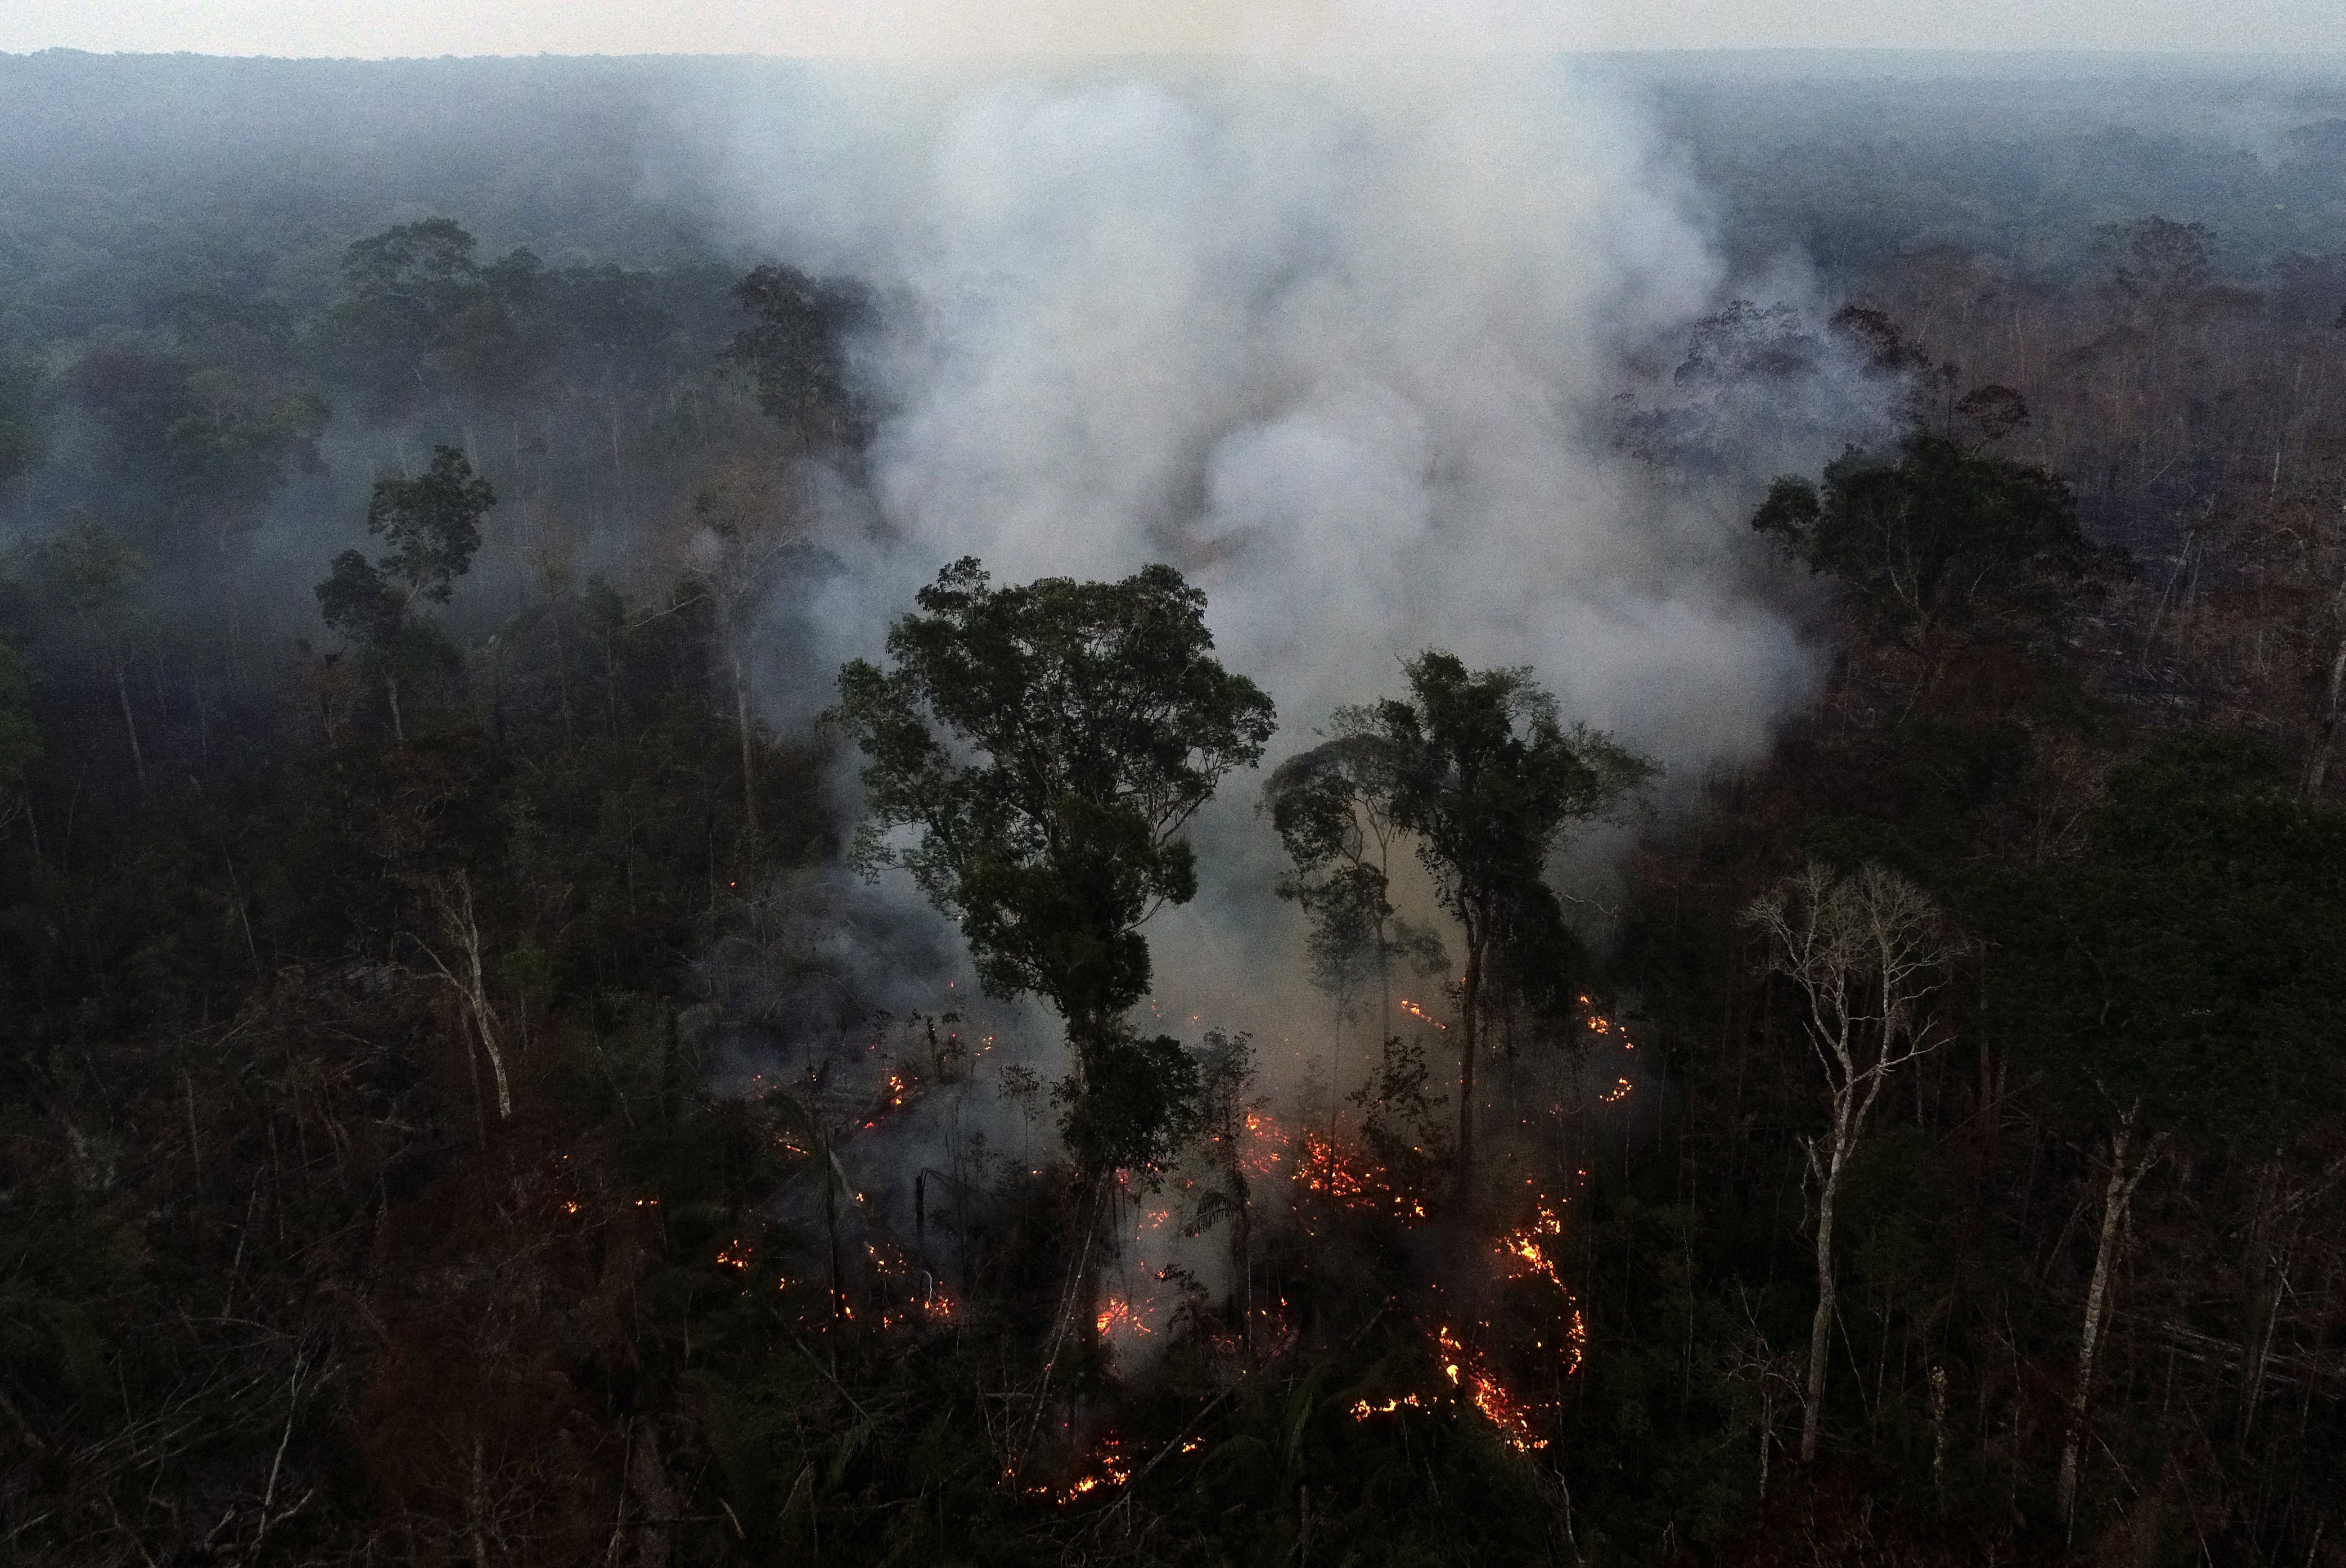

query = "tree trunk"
[2057,1103,2159,1524]
[1457,922,1483,1203]
[112,658,147,790]
[1802,1149,1844,1464]
[731,643,759,835]
[2302,590,2346,798]
[385,667,406,744]
[427,872,510,1121]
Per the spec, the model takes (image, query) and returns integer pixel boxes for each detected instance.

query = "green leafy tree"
[833,556,1269,1367]
[38,516,148,790]
[1264,733,1447,1041]
[315,445,494,741]
[723,264,869,453]
[1985,734,2346,1521]
[834,558,1271,1138]
[1753,430,2086,654]
[326,219,548,414]
[1282,652,1651,1197]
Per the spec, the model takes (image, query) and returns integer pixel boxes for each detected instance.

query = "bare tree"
[415,868,512,1123]
[1744,861,1954,1465]
[2056,1101,2165,1524]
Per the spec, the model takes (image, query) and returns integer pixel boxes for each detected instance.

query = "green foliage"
[1056,1029,1202,1177]
[1265,733,1450,1020]
[722,263,870,451]
[1338,651,1650,1020]
[835,556,1275,1044]
[363,445,494,605]
[1986,731,2346,1141]
[1753,431,2086,648]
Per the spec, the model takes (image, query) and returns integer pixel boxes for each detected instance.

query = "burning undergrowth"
[679,876,1650,1504]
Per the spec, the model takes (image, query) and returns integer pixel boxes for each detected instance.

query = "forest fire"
[1240,1110,1290,1175]
[1296,1129,1427,1220]
[1028,1432,1133,1505]
[1096,1297,1155,1339]
[1497,1207,1565,1291]
[1438,1326,1548,1453]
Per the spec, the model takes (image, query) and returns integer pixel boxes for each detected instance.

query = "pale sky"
[0,0,2338,59]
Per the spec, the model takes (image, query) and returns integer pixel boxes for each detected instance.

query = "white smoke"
[720,57,1816,763]
[700,52,1871,1083]
[692,51,1874,1338]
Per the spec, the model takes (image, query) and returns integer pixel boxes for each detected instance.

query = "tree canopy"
[833,557,1275,1165]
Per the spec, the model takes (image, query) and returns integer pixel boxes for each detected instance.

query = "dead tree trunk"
[1744,862,1952,1467]
[420,870,511,1121]
[2056,1102,2164,1524]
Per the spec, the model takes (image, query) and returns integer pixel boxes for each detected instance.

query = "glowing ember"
[1096,1297,1155,1339]
[1497,1206,1566,1291]
[1437,1326,1548,1452]
[1349,1393,1429,1419]
[715,1242,752,1271]
[1398,998,1448,1030]
[1027,1432,1133,1505]
[1295,1129,1429,1220]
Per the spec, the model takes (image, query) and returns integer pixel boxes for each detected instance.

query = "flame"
[1096,1297,1155,1339]
[1398,998,1448,1031]
[1437,1326,1548,1453]
[1349,1393,1429,1419]
[1295,1129,1429,1220]
[1497,1206,1565,1291]
[1240,1110,1290,1174]
[1028,1432,1133,1505]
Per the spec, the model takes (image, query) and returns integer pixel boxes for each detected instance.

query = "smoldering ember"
[4,40,2346,1568]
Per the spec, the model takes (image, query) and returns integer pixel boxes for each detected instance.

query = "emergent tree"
[1284,652,1650,1200]
[315,445,494,742]
[832,556,1274,1171]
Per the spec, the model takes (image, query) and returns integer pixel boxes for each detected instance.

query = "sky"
[1,0,2339,58]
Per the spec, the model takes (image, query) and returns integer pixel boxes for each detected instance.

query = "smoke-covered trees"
[1263,733,1447,1039]
[723,264,870,454]
[314,446,494,741]
[833,557,1275,1172]
[1276,653,1650,1197]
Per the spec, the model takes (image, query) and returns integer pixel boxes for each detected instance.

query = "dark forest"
[3,49,2345,1568]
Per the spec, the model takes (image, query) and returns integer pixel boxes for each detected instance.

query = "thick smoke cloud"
[708,56,1858,1052]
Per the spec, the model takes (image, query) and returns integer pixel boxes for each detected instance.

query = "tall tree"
[1263,733,1447,1043]
[1744,861,1953,1466]
[1286,653,1650,1198]
[834,556,1271,1128]
[38,517,149,790]
[671,460,800,836]
[1752,429,2086,656]
[315,446,494,742]
[833,554,1269,1342]
[723,264,870,455]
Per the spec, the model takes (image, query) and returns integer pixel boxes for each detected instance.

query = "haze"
[5,0,2343,58]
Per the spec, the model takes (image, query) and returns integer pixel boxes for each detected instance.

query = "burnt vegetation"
[3,51,2346,1568]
